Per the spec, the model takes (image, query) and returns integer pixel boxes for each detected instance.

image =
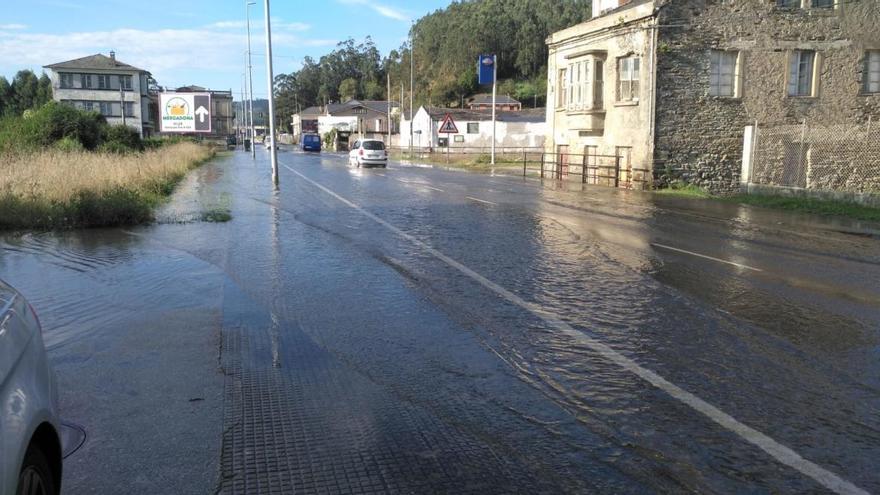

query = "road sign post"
[438,113,458,165]
[478,54,497,165]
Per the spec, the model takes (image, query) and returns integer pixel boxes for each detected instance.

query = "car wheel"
[16,444,57,495]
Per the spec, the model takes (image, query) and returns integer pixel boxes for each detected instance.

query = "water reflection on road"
[2,149,879,494]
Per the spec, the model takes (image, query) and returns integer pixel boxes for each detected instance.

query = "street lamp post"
[263,0,279,186]
[246,1,256,158]
[409,23,414,157]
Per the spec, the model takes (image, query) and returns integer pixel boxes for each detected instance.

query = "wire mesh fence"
[751,119,880,194]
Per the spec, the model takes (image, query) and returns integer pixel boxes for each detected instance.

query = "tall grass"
[0,142,214,230]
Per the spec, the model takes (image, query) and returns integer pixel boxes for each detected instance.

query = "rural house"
[44,52,157,137]
[546,0,880,193]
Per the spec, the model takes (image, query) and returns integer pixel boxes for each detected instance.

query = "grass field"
[653,183,880,222]
[0,142,214,230]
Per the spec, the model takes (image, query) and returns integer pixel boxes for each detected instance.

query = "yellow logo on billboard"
[165,97,189,116]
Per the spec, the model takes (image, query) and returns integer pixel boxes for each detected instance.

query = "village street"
[2,149,879,494]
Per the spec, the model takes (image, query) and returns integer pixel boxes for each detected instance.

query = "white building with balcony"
[44,52,156,137]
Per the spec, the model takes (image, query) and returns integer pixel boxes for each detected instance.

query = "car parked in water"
[301,133,321,152]
[0,280,63,495]
[348,139,388,168]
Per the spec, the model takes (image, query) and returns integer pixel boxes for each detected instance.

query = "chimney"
[110,50,116,62]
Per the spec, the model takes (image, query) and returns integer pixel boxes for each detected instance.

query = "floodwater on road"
[2,149,879,494]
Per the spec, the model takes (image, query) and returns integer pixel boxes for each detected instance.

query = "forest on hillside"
[273,0,592,121]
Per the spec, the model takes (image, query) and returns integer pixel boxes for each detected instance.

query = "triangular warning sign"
[438,114,459,134]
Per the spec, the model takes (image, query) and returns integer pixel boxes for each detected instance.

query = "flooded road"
[2,149,879,494]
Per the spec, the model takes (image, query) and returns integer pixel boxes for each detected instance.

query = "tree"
[36,73,52,107]
[338,78,358,101]
[0,76,11,116]
[11,70,40,116]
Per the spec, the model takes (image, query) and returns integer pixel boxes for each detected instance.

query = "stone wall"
[654,0,880,194]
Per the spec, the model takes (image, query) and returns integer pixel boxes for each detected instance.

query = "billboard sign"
[160,92,212,133]
[478,54,495,85]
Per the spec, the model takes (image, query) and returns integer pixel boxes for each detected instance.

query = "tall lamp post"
[246,1,256,158]
[409,23,414,157]
[263,0,279,186]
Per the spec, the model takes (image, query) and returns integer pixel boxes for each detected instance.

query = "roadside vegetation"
[656,182,880,222]
[0,102,214,230]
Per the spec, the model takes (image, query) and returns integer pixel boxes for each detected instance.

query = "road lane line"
[651,243,763,272]
[281,164,867,495]
[466,196,498,206]
[422,185,445,192]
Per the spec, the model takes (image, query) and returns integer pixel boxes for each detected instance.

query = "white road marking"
[395,178,410,183]
[422,185,445,192]
[652,243,763,272]
[466,196,498,206]
[282,163,867,495]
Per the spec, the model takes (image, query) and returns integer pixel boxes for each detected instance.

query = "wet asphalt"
[1,147,879,494]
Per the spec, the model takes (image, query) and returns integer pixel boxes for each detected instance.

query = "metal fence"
[751,119,880,193]
[388,146,650,188]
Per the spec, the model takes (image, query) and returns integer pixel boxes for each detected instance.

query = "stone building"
[44,52,156,137]
[545,0,880,192]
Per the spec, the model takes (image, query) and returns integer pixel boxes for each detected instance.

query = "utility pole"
[120,85,126,127]
[246,1,256,158]
[491,54,497,165]
[387,72,391,147]
[263,0,279,186]
[409,23,414,157]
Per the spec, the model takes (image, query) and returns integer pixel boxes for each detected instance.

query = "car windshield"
[362,141,385,150]
[305,136,318,143]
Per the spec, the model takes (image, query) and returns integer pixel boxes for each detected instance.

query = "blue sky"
[0,0,450,99]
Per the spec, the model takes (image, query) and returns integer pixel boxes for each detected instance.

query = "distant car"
[0,279,63,495]
[225,136,236,150]
[301,134,321,152]
[348,139,388,168]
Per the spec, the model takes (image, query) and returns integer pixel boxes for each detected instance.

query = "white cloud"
[0,24,28,30]
[208,19,311,32]
[337,0,410,22]
[0,27,335,86]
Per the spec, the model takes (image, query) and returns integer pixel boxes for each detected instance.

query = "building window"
[811,0,834,8]
[99,102,113,116]
[557,68,567,108]
[788,50,816,97]
[617,56,640,102]
[120,75,132,90]
[776,0,799,7]
[595,61,604,108]
[80,74,92,89]
[81,101,94,112]
[709,50,739,97]
[97,74,111,89]
[123,102,135,116]
[467,122,479,134]
[864,51,880,94]
[60,73,75,89]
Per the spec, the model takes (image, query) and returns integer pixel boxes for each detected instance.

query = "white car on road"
[1,280,62,495]
[348,139,388,167]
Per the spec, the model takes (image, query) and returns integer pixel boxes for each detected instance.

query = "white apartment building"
[44,52,156,137]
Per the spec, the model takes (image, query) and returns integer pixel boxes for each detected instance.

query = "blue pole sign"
[478,54,495,85]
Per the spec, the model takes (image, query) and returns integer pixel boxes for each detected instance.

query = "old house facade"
[44,52,156,137]
[546,0,880,192]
